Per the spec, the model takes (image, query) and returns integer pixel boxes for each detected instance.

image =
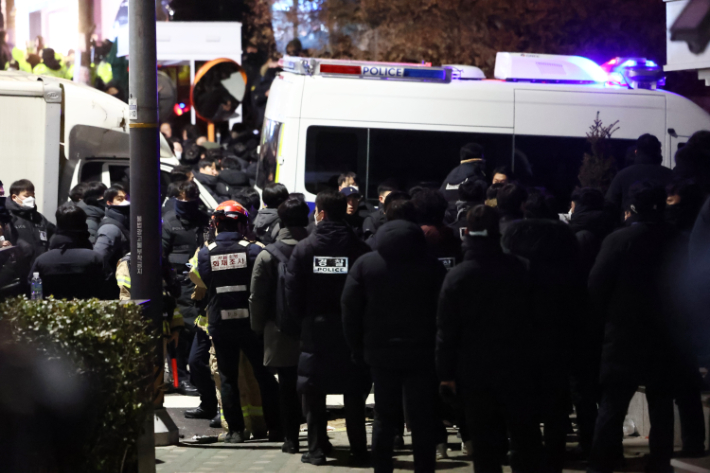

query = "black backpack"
[264,241,296,336]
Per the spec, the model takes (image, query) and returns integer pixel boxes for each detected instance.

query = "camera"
[670,0,710,54]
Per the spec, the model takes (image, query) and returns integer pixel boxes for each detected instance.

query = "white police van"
[256,52,710,207]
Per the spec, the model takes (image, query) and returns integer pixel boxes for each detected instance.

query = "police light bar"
[444,65,486,80]
[494,52,608,84]
[601,57,666,90]
[278,56,452,83]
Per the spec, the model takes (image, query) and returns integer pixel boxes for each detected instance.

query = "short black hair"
[10,179,34,197]
[263,183,289,208]
[497,183,528,214]
[524,188,558,220]
[278,196,310,227]
[221,157,241,171]
[82,181,107,205]
[627,181,666,215]
[492,166,512,178]
[198,158,215,171]
[234,188,261,213]
[183,124,202,141]
[167,181,181,199]
[377,180,399,197]
[411,188,448,226]
[636,134,662,164]
[458,179,488,203]
[177,180,200,201]
[383,191,410,213]
[386,199,418,223]
[104,184,126,204]
[206,148,223,162]
[183,143,206,164]
[56,202,88,232]
[467,204,500,237]
[170,165,193,183]
[315,190,347,221]
[460,142,484,161]
[69,182,89,202]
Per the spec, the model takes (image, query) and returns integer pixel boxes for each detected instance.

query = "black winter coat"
[589,217,695,385]
[77,201,105,245]
[284,220,371,394]
[216,169,250,199]
[4,199,55,294]
[569,206,616,279]
[29,231,104,300]
[362,209,386,241]
[605,157,673,213]
[440,162,486,202]
[342,221,447,370]
[436,236,536,389]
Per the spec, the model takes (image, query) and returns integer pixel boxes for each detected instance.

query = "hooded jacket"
[284,220,371,394]
[342,220,447,370]
[605,152,673,212]
[253,208,281,245]
[77,200,105,244]
[29,231,104,300]
[440,162,486,202]
[94,205,130,299]
[4,198,55,293]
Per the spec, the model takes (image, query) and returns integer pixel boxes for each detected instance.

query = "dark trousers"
[588,384,674,473]
[540,377,572,473]
[464,386,543,473]
[570,369,600,456]
[211,322,281,434]
[170,326,193,382]
[302,391,367,457]
[277,367,301,445]
[188,329,218,412]
[676,381,706,453]
[371,366,438,473]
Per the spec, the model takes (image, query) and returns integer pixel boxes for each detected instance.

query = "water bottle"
[30,272,43,300]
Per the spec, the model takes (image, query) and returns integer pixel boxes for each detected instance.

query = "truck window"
[109,165,130,187]
[80,162,103,182]
[305,126,368,195]
[257,119,284,189]
[514,135,637,209]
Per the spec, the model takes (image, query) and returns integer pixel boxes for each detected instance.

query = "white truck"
[0,70,217,222]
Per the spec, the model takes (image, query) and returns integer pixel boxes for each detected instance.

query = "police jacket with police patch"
[197,232,263,328]
[284,220,370,356]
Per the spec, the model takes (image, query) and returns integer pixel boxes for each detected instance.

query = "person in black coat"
[215,157,251,200]
[253,183,288,245]
[4,179,56,295]
[362,182,398,241]
[502,218,585,473]
[437,205,543,473]
[163,180,213,401]
[342,219,447,473]
[587,182,695,473]
[29,202,104,300]
[497,183,527,235]
[94,185,130,300]
[76,181,107,245]
[568,188,616,279]
[440,143,487,203]
[606,134,673,215]
[284,190,371,466]
[446,178,487,238]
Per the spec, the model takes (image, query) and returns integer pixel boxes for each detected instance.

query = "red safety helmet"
[212,200,249,224]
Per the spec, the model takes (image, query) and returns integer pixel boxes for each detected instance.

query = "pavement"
[156,394,709,473]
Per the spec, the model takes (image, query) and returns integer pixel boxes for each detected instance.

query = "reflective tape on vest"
[220,309,249,320]
[216,285,247,294]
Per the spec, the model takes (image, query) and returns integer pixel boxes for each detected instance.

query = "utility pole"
[129,0,162,471]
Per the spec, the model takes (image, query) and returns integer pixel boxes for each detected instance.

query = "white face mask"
[175,151,182,160]
[314,211,319,226]
[115,200,130,207]
[20,196,35,209]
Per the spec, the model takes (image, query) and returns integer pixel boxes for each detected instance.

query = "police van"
[256,52,710,208]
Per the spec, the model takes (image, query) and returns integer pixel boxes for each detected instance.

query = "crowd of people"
[1,128,710,473]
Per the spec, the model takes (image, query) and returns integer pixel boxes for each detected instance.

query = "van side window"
[305,126,367,195]
[305,126,512,200]
[514,135,637,209]
[257,119,284,189]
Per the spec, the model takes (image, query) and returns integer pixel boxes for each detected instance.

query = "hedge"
[0,297,157,473]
